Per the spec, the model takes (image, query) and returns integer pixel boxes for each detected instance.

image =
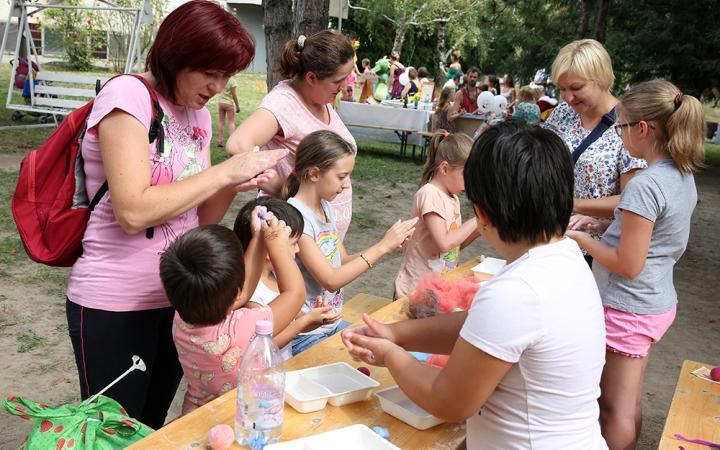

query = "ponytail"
[619,80,705,174]
[665,93,706,174]
[281,172,301,201]
[420,131,473,186]
[273,30,355,81]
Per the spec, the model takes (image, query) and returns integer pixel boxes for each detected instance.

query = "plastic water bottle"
[236,320,285,449]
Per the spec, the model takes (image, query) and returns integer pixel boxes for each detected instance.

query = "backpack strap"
[571,105,617,165]
[90,75,165,240]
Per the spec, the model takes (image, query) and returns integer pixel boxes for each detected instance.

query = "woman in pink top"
[227,30,357,239]
[64,2,287,430]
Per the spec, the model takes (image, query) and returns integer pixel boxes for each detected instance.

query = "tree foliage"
[270,0,719,101]
[44,0,170,72]
[608,0,720,101]
[44,0,104,71]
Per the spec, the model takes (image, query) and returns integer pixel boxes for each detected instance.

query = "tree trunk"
[591,0,613,44]
[434,22,448,88]
[437,21,446,64]
[293,0,330,37]
[263,0,292,91]
[392,22,409,56]
[574,0,592,40]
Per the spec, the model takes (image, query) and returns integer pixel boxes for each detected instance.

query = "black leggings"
[66,299,182,430]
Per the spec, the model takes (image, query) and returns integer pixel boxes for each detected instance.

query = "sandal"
[217,141,224,147]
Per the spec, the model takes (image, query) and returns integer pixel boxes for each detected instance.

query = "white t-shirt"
[460,238,607,449]
[249,280,293,361]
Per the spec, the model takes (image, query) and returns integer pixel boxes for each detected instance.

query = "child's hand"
[250,206,274,237]
[568,215,606,233]
[379,218,418,253]
[306,298,342,325]
[261,214,291,249]
[342,314,398,366]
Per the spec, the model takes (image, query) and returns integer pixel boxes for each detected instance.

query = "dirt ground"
[0,152,718,449]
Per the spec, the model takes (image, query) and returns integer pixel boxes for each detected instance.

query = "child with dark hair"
[160,215,305,416]
[234,198,340,360]
[343,120,607,449]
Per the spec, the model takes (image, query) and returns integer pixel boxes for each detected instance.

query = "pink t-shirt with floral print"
[67,76,212,312]
[173,307,273,416]
[258,80,356,239]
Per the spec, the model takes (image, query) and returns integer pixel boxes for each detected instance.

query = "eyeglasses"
[613,121,656,137]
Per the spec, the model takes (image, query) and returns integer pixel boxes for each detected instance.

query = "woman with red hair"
[64,1,287,429]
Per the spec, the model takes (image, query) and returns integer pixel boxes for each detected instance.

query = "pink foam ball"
[711,367,720,382]
[357,366,371,376]
[208,424,234,450]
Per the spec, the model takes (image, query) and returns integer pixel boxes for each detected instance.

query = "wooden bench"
[417,130,435,160]
[343,122,415,161]
[29,72,110,116]
[657,360,720,449]
[342,293,392,324]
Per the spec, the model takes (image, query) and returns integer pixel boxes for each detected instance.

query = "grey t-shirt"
[593,159,697,314]
[287,197,344,334]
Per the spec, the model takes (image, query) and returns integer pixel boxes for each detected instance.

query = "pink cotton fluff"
[208,424,235,450]
[405,274,481,319]
[426,354,450,369]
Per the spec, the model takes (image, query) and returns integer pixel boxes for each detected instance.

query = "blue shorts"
[291,321,352,356]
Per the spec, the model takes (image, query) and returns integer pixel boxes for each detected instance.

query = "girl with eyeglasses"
[566,80,705,450]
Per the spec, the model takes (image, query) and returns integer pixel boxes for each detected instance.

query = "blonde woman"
[543,39,646,264]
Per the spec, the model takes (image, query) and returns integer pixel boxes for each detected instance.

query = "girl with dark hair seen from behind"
[64,1,287,429]
[343,120,608,449]
[567,81,705,450]
[227,30,357,240]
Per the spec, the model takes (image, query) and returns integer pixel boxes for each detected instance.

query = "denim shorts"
[291,320,352,356]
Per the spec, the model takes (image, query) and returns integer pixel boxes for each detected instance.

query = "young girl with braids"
[393,130,480,299]
[281,130,418,354]
[566,81,705,450]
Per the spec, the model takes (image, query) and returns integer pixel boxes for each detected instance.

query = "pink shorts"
[604,305,676,358]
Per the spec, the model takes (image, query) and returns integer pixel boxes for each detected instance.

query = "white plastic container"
[264,424,400,450]
[471,257,506,280]
[375,386,444,430]
[284,362,379,413]
[284,370,332,413]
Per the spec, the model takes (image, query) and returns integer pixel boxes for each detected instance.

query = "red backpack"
[12,74,164,267]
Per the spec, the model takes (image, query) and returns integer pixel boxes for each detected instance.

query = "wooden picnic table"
[657,360,720,449]
[127,256,484,450]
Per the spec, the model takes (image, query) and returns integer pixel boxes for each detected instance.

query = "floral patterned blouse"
[543,102,646,202]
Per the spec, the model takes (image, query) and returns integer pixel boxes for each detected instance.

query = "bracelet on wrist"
[360,253,372,268]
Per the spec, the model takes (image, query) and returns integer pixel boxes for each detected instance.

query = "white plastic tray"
[264,424,400,449]
[284,362,379,413]
[471,257,506,280]
[375,386,444,430]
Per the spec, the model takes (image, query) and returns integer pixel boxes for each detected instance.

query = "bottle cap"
[255,319,273,335]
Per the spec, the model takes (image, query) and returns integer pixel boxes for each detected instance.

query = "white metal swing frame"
[0,0,154,129]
